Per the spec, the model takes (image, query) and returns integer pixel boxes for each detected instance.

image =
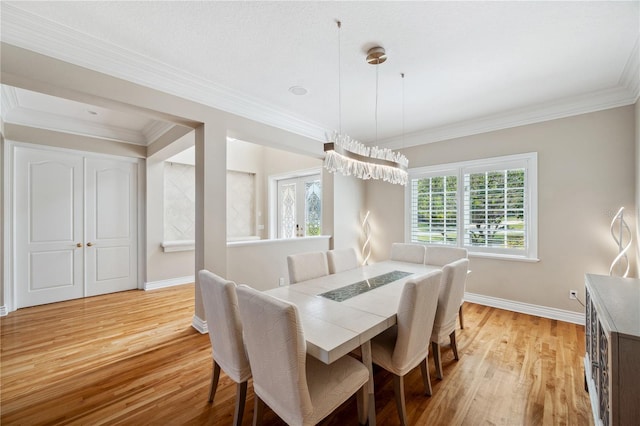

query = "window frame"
[405,152,538,262]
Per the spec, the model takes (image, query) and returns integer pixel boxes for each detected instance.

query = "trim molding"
[0,306,7,317]
[0,4,327,143]
[464,292,584,325]
[191,315,207,334]
[2,4,637,150]
[619,37,640,100]
[144,275,194,291]
[379,84,638,150]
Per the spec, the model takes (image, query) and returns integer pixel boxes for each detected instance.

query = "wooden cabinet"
[584,274,640,426]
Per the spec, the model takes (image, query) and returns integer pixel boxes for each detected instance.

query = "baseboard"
[464,292,584,325]
[0,305,7,317]
[192,314,207,334]
[144,275,194,291]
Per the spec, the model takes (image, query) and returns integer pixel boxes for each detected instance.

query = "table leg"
[360,340,376,426]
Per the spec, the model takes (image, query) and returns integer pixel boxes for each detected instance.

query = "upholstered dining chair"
[430,258,469,379]
[369,270,442,426]
[236,284,369,426]
[425,246,469,329]
[198,270,251,426]
[390,242,426,264]
[287,251,329,284]
[327,247,359,274]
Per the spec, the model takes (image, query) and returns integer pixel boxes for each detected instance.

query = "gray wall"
[367,105,637,313]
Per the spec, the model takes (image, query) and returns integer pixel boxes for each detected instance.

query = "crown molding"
[1,85,19,120]
[378,84,638,150]
[5,106,149,145]
[3,83,177,145]
[1,4,637,150]
[0,4,327,143]
[619,37,640,101]
[143,121,176,144]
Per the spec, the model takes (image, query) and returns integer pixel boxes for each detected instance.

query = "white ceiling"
[1,1,638,148]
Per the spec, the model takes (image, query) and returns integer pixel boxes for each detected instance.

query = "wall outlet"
[279,277,285,287]
[569,290,578,300]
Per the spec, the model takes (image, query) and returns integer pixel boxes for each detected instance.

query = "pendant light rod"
[401,72,405,149]
[336,20,342,135]
[323,26,409,185]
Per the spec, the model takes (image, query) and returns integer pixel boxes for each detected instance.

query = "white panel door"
[85,158,138,297]
[15,147,84,308]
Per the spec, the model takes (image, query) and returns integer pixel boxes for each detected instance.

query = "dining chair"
[424,246,469,328]
[198,270,251,426]
[327,247,359,274]
[369,270,442,426]
[390,242,426,264]
[287,251,329,284]
[235,284,369,426]
[430,258,469,379]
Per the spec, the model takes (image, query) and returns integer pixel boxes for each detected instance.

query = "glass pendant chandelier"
[323,21,409,186]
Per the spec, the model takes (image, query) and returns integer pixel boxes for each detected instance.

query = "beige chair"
[369,271,442,426]
[390,242,426,264]
[236,285,369,426]
[430,258,469,379]
[424,246,468,266]
[425,246,468,328]
[287,251,329,284]
[198,270,251,426]
[327,247,359,274]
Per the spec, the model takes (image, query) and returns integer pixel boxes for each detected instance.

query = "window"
[276,173,322,238]
[406,153,537,260]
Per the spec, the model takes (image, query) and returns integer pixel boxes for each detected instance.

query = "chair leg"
[450,331,459,360]
[356,384,368,426]
[420,357,432,396]
[233,381,248,426]
[208,360,221,403]
[393,374,408,426]
[252,395,265,426]
[432,341,443,380]
[459,303,465,329]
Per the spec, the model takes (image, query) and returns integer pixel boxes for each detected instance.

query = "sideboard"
[584,274,640,426]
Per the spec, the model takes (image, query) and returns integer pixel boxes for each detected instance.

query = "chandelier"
[323,21,409,186]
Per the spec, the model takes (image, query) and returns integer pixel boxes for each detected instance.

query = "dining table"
[264,260,441,426]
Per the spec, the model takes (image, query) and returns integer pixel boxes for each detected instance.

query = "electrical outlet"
[279,277,285,287]
[569,290,578,300]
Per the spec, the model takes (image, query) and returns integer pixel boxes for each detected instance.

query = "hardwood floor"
[1,284,593,425]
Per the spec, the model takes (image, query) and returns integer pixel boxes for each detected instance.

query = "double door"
[14,146,138,309]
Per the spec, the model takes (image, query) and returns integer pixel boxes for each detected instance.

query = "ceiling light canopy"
[323,21,408,186]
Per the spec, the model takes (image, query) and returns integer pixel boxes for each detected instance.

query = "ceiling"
[1,1,638,149]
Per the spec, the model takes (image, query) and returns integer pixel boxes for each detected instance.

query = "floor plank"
[1,285,593,425]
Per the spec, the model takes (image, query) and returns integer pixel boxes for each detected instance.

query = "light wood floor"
[1,284,593,425]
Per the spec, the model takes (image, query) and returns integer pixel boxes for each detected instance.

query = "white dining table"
[264,260,440,426]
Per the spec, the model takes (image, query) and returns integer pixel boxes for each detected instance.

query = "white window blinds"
[406,153,537,260]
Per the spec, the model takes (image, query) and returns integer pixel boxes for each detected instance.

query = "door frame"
[267,167,321,240]
[2,141,145,315]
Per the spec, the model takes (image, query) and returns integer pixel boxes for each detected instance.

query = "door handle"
[87,242,94,247]
[76,243,83,248]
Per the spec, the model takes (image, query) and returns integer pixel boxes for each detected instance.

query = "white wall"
[635,100,640,273]
[227,236,331,289]
[146,156,194,284]
[367,105,637,313]
[332,173,366,263]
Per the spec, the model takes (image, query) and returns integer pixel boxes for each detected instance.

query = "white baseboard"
[0,305,7,317]
[192,314,207,334]
[144,275,194,291]
[464,292,584,325]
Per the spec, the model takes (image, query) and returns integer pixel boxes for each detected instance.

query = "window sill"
[162,240,195,252]
[469,252,540,263]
